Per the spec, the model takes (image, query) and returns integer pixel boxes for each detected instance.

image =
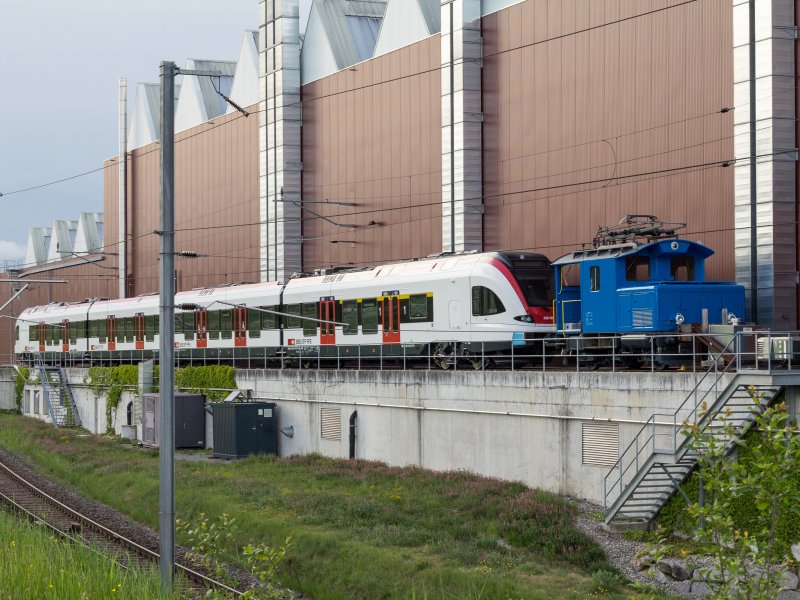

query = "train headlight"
[675,313,685,325]
[513,315,534,323]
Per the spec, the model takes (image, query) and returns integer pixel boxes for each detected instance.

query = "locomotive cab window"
[472,286,505,316]
[408,294,428,320]
[342,300,358,335]
[670,256,695,281]
[590,266,600,291]
[625,256,650,282]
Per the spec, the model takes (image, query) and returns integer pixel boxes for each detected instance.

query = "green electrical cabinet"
[212,402,277,459]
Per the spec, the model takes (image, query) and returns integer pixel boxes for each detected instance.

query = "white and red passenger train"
[14,251,554,367]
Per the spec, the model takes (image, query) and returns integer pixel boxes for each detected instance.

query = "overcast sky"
[0,0,312,265]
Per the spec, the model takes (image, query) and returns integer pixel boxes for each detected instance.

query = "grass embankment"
[0,414,648,599]
[0,510,178,599]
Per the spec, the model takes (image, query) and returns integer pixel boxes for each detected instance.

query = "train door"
[62,320,70,352]
[195,309,208,348]
[381,294,401,344]
[319,298,336,345]
[134,313,145,350]
[233,307,247,347]
[38,323,45,352]
[107,316,117,351]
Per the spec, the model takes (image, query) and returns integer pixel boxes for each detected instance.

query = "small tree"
[683,394,800,599]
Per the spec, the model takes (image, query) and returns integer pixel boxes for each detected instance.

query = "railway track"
[0,456,243,598]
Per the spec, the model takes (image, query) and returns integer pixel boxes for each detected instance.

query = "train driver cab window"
[670,256,695,281]
[472,286,505,316]
[590,266,600,291]
[342,300,359,335]
[625,256,650,282]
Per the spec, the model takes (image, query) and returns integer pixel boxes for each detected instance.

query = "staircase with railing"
[34,356,81,428]
[603,338,785,528]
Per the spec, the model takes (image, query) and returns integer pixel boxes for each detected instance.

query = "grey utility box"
[142,393,206,449]
[212,402,277,459]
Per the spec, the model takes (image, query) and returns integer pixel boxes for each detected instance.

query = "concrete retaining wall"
[234,369,731,503]
[18,366,733,504]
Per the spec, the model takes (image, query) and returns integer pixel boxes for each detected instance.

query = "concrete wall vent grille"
[320,406,341,441]
[581,422,619,467]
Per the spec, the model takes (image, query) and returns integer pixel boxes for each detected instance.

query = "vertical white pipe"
[118,78,128,298]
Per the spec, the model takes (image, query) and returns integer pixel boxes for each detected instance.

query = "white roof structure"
[302,0,388,84]
[373,0,438,57]
[175,59,236,132]
[46,219,79,263]
[227,31,260,114]
[24,227,51,267]
[128,83,159,151]
[73,212,104,255]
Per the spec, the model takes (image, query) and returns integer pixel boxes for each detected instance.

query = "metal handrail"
[603,335,738,511]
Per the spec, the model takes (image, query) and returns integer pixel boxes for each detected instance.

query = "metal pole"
[158,60,176,590]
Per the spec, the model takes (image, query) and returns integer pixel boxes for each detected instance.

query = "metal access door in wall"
[195,309,208,348]
[107,316,117,351]
[233,307,247,347]
[381,295,401,344]
[134,313,145,350]
[319,299,336,345]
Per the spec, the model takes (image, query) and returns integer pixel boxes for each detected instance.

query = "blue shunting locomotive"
[551,216,745,366]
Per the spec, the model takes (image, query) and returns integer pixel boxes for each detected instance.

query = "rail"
[0,457,244,597]
[16,330,800,374]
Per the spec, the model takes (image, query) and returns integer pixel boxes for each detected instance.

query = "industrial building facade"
[1,0,798,362]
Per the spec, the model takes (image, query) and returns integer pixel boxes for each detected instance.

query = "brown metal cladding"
[301,35,442,271]
[120,106,260,296]
[482,0,735,279]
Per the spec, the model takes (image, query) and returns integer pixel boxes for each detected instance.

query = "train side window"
[15,325,18,341]
[286,304,301,329]
[625,256,650,282]
[671,256,695,281]
[342,300,358,334]
[302,303,318,335]
[30,325,37,341]
[408,294,428,320]
[247,309,261,338]
[362,299,378,334]
[261,306,276,329]
[124,317,134,343]
[145,315,156,341]
[590,266,600,291]
[472,286,505,316]
[207,311,220,339]
[99,319,107,344]
[220,310,232,340]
